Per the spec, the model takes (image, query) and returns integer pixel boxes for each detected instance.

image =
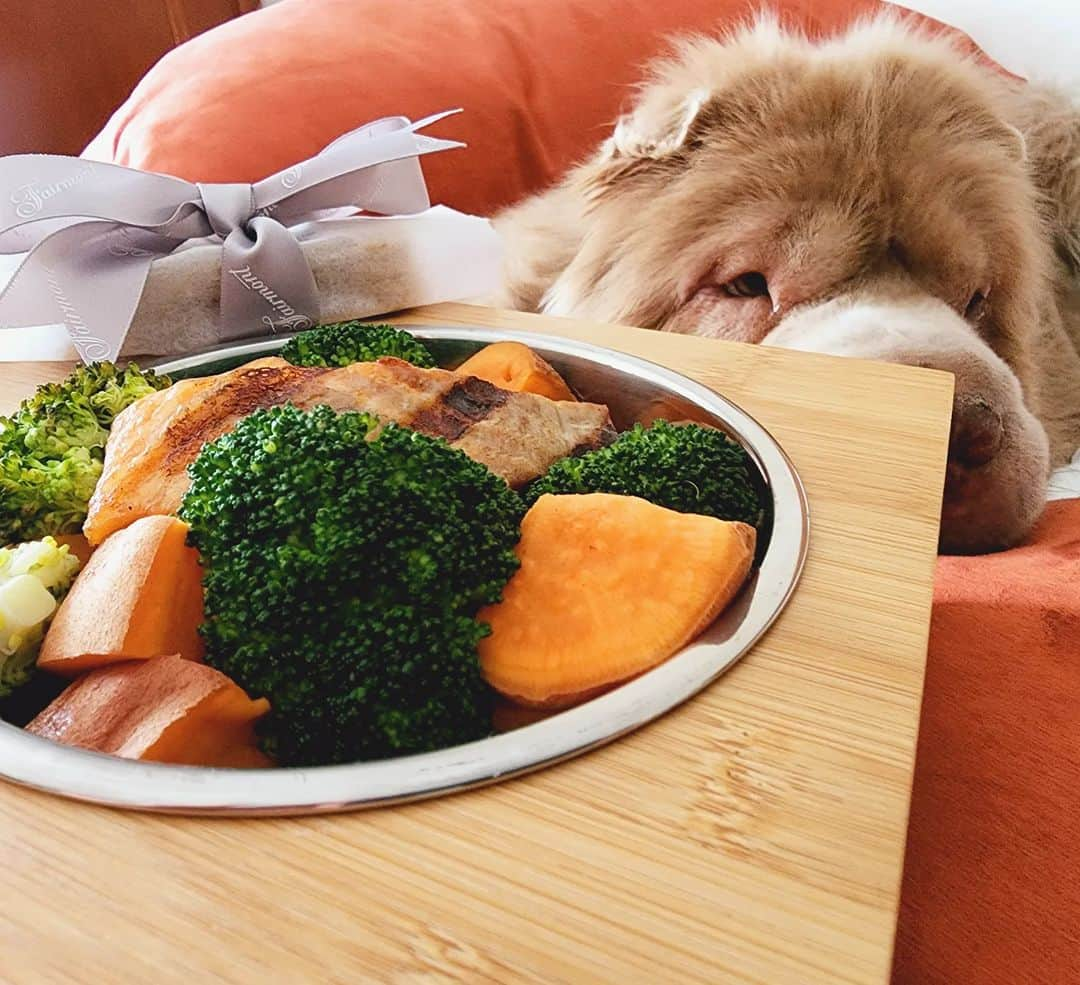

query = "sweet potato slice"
[478,493,756,708]
[455,342,576,402]
[38,515,204,675]
[26,654,271,768]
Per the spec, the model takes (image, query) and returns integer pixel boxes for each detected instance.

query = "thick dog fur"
[493,15,1080,553]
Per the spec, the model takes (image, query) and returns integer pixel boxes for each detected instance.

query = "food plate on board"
[0,324,807,815]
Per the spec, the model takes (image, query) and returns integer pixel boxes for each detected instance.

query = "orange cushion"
[91,0,977,216]
[894,499,1080,985]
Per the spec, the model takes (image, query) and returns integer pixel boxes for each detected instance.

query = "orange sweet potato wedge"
[27,654,271,768]
[478,493,756,708]
[38,515,204,675]
[455,342,576,402]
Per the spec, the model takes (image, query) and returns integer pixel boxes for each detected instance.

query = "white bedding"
[1048,451,1080,501]
[895,0,1080,93]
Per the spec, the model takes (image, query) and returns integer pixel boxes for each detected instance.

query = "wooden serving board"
[0,303,953,985]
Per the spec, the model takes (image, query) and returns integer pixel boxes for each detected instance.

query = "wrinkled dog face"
[541,19,1044,384]
[495,16,1080,553]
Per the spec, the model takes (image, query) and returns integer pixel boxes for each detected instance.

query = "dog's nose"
[948,395,1004,468]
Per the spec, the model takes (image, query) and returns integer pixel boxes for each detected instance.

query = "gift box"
[0,112,501,362]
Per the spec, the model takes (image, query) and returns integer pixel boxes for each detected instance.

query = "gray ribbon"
[0,111,464,361]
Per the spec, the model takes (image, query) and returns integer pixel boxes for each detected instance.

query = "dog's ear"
[604,87,711,161]
[1013,86,1080,275]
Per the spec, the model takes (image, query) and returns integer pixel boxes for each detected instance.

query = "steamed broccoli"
[0,363,171,544]
[0,537,81,697]
[178,404,524,766]
[18,361,169,428]
[523,420,766,530]
[280,320,435,369]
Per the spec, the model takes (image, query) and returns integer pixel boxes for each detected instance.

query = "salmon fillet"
[84,356,614,544]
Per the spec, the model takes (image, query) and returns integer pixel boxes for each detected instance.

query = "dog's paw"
[765,296,1050,554]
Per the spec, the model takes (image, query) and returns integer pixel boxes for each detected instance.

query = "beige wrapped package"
[0,206,500,362]
[0,114,500,363]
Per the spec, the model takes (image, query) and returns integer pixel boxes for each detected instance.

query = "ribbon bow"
[0,111,463,361]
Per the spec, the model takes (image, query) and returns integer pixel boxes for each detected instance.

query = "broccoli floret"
[280,320,435,369]
[0,536,81,698]
[179,404,524,766]
[524,420,766,530]
[0,449,104,541]
[0,362,171,544]
[13,362,171,429]
[7,402,106,460]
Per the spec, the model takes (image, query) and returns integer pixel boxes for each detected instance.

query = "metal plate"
[0,326,808,815]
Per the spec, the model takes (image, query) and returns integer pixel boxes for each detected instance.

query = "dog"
[492,15,1080,554]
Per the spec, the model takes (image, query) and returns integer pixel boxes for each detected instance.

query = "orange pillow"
[88,0,982,216]
[895,500,1080,985]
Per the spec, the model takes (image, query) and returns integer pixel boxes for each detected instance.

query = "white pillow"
[894,0,1080,92]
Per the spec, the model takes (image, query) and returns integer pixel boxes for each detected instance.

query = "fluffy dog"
[493,15,1080,553]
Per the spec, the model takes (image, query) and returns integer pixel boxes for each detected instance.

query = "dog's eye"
[721,272,769,298]
[965,290,989,322]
